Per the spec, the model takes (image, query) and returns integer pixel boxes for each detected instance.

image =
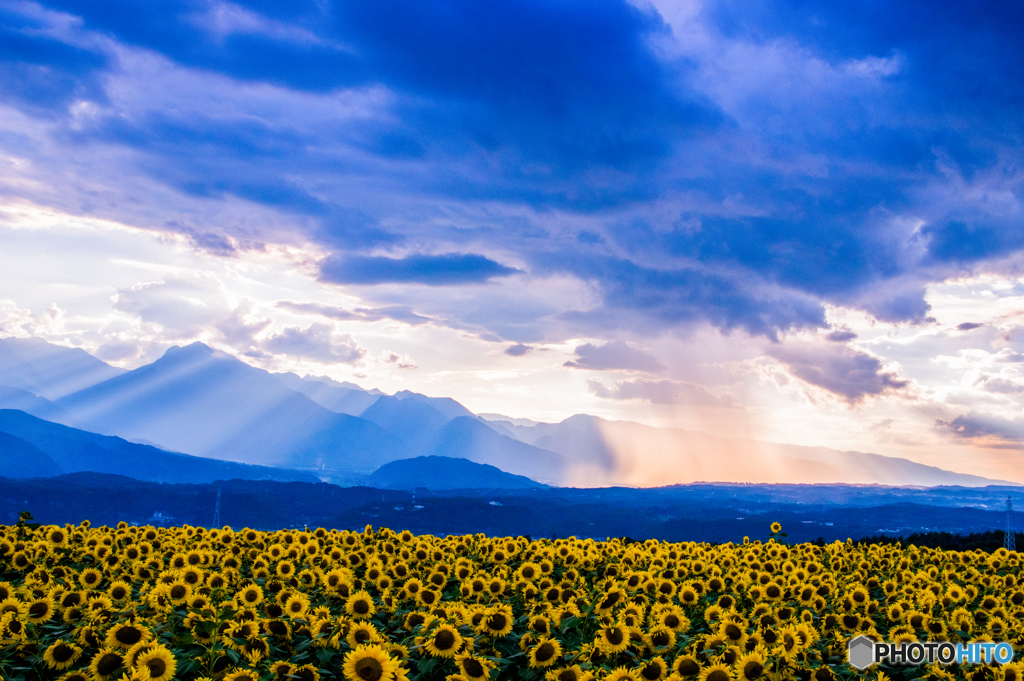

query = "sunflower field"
[1,515,1022,681]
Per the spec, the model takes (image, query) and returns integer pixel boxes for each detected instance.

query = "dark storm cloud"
[826,329,858,342]
[504,343,532,357]
[318,253,520,286]
[935,413,1024,444]
[766,342,909,404]
[2,0,1024,341]
[563,340,664,373]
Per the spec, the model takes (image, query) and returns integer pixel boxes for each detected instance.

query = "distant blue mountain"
[360,395,567,483]
[274,373,382,415]
[391,390,476,420]
[0,430,62,477]
[0,385,73,423]
[0,409,319,483]
[425,417,566,484]
[55,343,407,477]
[367,456,546,490]
[361,394,452,438]
[0,337,124,399]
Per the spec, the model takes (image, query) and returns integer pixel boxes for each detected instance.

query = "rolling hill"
[367,456,547,490]
[0,409,319,483]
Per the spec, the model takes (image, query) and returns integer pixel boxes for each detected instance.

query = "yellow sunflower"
[672,654,701,678]
[734,650,768,681]
[26,596,55,623]
[697,663,732,681]
[637,656,668,681]
[347,621,383,648]
[107,621,155,652]
[342,644,399,681]
[595,623,629,654]
[424,623,463,658]
[133,646,177,681]
[456,652,495,680]
[88,647,126,681]
[346,589,377,619]
[528,638,563,668]
[479,606,515,637]
[645,626,676,653]
[236,584,264,607]
[43,639,82,671]
[284,592,311,619]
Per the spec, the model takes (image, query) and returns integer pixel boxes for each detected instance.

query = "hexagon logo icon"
[848,635,875,670]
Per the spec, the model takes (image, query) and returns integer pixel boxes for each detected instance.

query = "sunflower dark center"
[664,615,680,628]
[535,643,555,662]
[707,671,730,681]
[98,652,123,674]
[354,629,371,644]
[558,671,578,681]
[435,630,456,650]
[52,643,74,662]
[487,614,507,630]
[652,631,670,646]
[354,600,370,614]
[677,659,699,676]
[29,602,49,617]
[355,658,383,681]
[146,658,166,677]
[641,662,662,680]
[117,626,143,645]
[463,658,485,677]
[605,628,623,645]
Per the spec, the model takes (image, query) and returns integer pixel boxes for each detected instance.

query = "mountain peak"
[164,342,216,357]
[561,413,603,425]
[157,342,238,366]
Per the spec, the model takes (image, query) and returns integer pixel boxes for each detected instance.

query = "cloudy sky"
[2,0,1024,481]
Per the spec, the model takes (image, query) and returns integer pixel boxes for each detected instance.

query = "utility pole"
[213,487,221,528]
[1006,496,1016,552]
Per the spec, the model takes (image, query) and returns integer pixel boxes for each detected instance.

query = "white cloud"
[261,323,366,364]
[587,377,737,407]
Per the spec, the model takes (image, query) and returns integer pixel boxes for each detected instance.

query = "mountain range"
[0,336,1018,488]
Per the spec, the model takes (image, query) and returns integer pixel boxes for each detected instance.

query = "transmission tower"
[213,487,222,528]
[1006,496,1016,552]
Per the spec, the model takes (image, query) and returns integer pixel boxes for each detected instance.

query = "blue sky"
[2,0,1024,481]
